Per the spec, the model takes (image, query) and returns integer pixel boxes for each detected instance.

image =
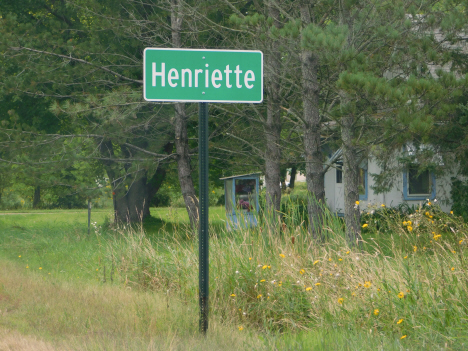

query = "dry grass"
[0,259,264,351]
[0,327,61,351]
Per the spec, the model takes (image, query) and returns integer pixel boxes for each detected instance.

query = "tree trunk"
[174,103,199,228]
[289,166,297,189]
[33,185,41,209]
[113,171,148,223]
[301,3,325,239]
[264,3,283,215]
[342,116,361,245]
[280,167,287,191]
[171,0,199,228]
[98,140,167,224]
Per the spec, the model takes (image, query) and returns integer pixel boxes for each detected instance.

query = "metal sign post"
[143,48,263,335]
[198,102,209,334]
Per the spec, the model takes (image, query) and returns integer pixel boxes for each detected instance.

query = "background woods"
[1,0,468,241]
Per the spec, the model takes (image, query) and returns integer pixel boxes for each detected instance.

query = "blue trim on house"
[359,168,368,201]
[255,177,259,212]
[402,170,436,201]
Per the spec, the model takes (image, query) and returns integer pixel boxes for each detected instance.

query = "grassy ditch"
[0,204,467,350]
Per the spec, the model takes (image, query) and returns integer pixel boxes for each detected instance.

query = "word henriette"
[152,63,256,89]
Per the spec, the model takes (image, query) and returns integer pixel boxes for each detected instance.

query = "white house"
[324,151,454,214]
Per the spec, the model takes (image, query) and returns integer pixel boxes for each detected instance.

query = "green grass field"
[0,205,467,350]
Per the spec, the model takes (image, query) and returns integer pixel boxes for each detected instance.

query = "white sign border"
[143,48,264,104]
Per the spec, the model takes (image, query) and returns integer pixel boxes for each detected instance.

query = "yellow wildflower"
[364,281,372,288]
[315,283,321,286]
[328,258,332,261]
[230,294,236,297]
[238,326,244,331]
[18,255,21,258]
[401,335,407,339]
[306,287,312,291]
[451,267,455,271]
[460,239,464,245]
[397,319,404,324]
[260,279,265,282]
[413,246,417,252]
[403,221,407,226]
[407,226,413,232]
[381,204,385,207]
[373,309,379,316]
[346,251,350,254]
[257,294,262,299]
[299,269,305,275]
[425,211,430,216]
[407,220,412,226]
[268,265,271,269]
[279,253,285,258]
[26,265,29,269]
[339,258,343,261]
[313,260,320,265]
[452,250,456,254]
[398,292,404,299]
[249,257,252,261]
[338,298,344,304]
[433,234,441,240]
[355,201,360,205]
[404,256,407,259]
[450,211,453,215]
[262,265,267,269]
[362,223,368,228]
[39,267,42,270]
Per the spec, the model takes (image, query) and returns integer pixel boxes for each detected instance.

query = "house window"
[359,168,366,196]
[335,161,368,200]
[359,164,368,200]
[403,165,436,200]
[408,167,431,195]
[336,162,343,184]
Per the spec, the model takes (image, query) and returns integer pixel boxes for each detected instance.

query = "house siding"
[324,158,453,214]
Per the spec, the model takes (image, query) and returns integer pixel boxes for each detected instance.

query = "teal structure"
[220,173,260,230]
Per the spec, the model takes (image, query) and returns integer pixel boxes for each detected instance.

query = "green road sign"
[143,48,263,103]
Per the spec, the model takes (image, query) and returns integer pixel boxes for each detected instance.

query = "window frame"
[335,161,368,200]
[403,167,436,200]
[359,167,368,201]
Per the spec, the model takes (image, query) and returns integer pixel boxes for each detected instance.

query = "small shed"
[220,173,261,230]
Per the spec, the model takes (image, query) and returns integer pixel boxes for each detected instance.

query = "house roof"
[219,172,262,180]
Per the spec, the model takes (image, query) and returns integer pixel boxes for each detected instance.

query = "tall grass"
[106,200,468,349]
